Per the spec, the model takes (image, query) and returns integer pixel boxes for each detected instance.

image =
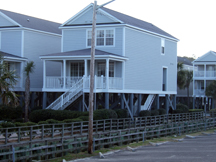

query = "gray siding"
[0,15,15,27]
[62,27,123,55]
[124,28,177,92]
[67,8,116,25]
[1,30,22,56]
[24,30,61,90]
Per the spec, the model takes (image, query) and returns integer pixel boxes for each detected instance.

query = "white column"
[84,59,87,77]
[122,61,125,90]
[43,60,46,89]
[106,58,109,90]
[204,64,206,95]
[20,62,24,88]
[63,59,66,89]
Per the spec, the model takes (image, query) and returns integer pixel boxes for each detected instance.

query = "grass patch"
[46,128,216,162]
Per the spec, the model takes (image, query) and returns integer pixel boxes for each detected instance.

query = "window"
[161,38,165,55]
[97,62,114,77]
[71,62,84,77]
[87,29,114,46]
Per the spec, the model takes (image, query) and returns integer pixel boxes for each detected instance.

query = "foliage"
[31,106,42,112]
[175,103,189,113]
[63,118,83,123]
[177,62,186,89]
[150,109,159,116]
[79,116,89,121]
[29,109,83,123]
[1,122,15,128]
[158,108,166,115]
[114,109,128,118]
[0,105,23,120]
[46,119,59,124]
[38,121,49,125]
[0,53,19,106]
[206,81,216,99]
[24,61,35,122]
[93,109,117,120]
[14,122,26,127]
[188,109,203,112]
[139,110,151,117]
[210,108,216,112]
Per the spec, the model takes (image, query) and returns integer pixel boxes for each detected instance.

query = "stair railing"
[46,78,83,110]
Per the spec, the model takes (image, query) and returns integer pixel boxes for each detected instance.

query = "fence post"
[93,138,95,152]
[179,127,181,136]
[12,145,15,162]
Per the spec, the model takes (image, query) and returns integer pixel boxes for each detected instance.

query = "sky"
[1,0,216,58]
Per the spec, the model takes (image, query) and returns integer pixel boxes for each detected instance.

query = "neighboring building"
[41,3,178,117]
[0,9,61,106]
[192,51,216,110]
[177,56,193,101]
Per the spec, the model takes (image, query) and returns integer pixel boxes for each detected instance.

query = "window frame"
[161,38,165,55]
[87,28,115,47]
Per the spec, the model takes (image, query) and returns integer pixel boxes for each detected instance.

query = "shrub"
[210,108,216,112]
[93,109,117,120]
[46,119,59,124]
[31,106,42,112]
[139,110,151,117]
[14,122,26,127]
[188,109,203,112]
[79,116,89,121]
[15,118,24,123]
[1,122,15,128]
[38,121,49,125]
[114,109,128,118]
[151,110,159,116]
[176,103,189,113]
[80,112,89,116]
[0,105,22,120]
[29,109,82,122]
[63,118,83,123]
[158,108,166,115]
[25,122,37,126]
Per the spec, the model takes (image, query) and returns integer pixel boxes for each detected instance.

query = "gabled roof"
[193,51,216,63]
[40,48,128,60]
[0,51,27,61]
[0,9,61,35]
[177,57,192,66]
[61,3,177,40]
[101,7,177,40]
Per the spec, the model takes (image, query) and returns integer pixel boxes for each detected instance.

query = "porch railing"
[194,71,204,77]
[46,76,63,89]
[83,76,123,90]
[206,71,216,77]
[194,89,205,96]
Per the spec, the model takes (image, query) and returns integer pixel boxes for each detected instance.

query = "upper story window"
[87,29,114,47]
[161,38,165,55]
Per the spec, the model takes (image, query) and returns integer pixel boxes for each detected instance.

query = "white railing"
[194,89,205,96]
[46,78,83,110]
[109,77,123,89]
[46,76,63,89]
[65,77,82,88]
[45,76,123,90]
[83,76,123,90]
[194,71,204,77]
[206,71,216,77]
[141,94,155,110]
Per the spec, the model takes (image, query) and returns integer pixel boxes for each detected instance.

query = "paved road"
[70,133,216,162]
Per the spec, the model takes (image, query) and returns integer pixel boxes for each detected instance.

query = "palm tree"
[177,62,186,89]
[184,70,193,107]
[24,61,35,122]
[0,54,19,106]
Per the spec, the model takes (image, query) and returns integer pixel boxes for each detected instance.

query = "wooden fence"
[0,112,204,161]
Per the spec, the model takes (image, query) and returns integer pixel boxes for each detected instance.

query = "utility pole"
[88,0,115,154]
